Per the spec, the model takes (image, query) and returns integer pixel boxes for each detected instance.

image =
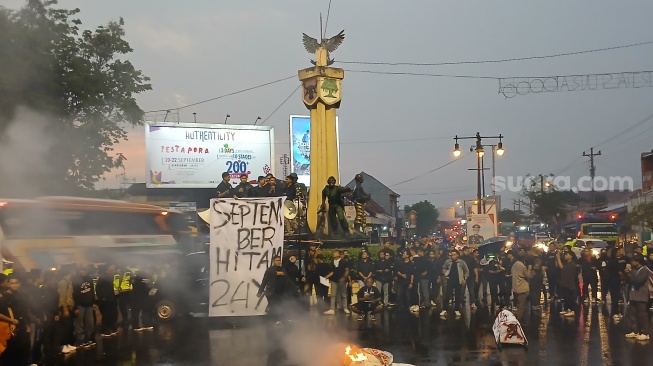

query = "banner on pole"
[209,197,285,317]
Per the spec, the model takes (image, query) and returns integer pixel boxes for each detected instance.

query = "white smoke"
[0,106,56,198]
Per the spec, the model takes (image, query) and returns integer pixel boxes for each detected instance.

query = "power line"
[592,111,653,149]
[337,40,653,67]
[340,135,453,144]
[144,75,296,113]
[258,84,301,126]
[344,69,500,80]
[390,153,470,187]
[550,111,653,175]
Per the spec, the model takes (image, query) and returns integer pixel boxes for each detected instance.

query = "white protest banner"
[209,197,285,317]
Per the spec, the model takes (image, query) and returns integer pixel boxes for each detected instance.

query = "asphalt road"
[61,301,653,366]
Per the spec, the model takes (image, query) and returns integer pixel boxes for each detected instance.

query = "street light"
[452,132,504,214]
[453,142,461,157]
[496,141,505,156]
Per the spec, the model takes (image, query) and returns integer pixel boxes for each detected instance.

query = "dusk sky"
[6,0,653,209]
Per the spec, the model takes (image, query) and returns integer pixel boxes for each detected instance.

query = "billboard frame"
[288,115,340,187]
[144,122,275,189]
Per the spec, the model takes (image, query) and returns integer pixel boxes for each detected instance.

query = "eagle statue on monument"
[302,30,345,66]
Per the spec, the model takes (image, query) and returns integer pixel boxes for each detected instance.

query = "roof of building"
[345,172,399,198]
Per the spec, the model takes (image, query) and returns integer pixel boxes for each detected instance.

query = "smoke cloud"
[0,106,56,198]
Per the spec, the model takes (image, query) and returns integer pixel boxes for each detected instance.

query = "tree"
[404,201,439,237]
[498,209,525,224]
[320,78,338,98]
[522,174,581,224]
[0,0,150,196]
[624,201,653,231]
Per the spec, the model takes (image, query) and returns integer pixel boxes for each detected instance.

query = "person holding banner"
[234,174,253,198]
[257,256,297,323]
[216,172,234,198]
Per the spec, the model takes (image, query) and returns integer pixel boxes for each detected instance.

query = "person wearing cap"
[625,255,651,341]
[284,173,306,201]
[321,176,352,236]
[468,224,484,245]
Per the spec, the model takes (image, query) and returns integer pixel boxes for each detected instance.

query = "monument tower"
[298,28,345,235]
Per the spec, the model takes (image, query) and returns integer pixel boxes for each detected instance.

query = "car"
[570,239,609,258]
[152,251,210,321]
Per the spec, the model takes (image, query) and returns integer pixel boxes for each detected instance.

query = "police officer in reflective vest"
[115,267,135,329]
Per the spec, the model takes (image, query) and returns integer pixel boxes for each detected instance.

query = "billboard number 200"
[226,161,247,174]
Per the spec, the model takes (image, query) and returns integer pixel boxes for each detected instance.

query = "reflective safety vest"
[564,239,576,248]
[119,270,135,292]
[113,274,120,292]
[2,268,13,276]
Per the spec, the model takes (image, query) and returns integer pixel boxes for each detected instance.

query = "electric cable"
[338,40,653,67]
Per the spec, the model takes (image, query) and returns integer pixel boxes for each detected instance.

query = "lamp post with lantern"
[453,132,505,214]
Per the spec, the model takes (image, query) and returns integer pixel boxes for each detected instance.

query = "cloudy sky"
[6,0,653,209]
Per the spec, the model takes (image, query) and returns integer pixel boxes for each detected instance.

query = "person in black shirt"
[0,274,20,365]
[545,243,560,299]
[375,252,393,305]
[579,248,599,303]
[415,248,431,309]
[249,176,269,197]
[283,255,303,293]
[3,274,30,365]
[461,246,478,309]
[131,267,155,331]
[257,256,297,322]
[73,265,95,347]
[487,255,506,307]
[356,251,375,289]
[323,250,350,315]
[597,249,609,303]
[395,251,415,310]
[350,277,383,321]
[379,241,396,259]
[234,174,253,198]
[321,176,352,236]
[216,172,233,198]
[96,264,119,336]
[313,255,331,309]
[441,249,469,317]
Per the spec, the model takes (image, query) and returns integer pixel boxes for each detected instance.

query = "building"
[642,150,653,193]
[344,172,400,218]
[345,172,400,239]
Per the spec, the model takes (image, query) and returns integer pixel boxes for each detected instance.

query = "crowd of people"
[0,263,159,365]
[272,238,653,341]
[216,172,306,199]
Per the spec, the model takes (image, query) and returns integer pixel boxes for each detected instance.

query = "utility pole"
[582,147,602,209]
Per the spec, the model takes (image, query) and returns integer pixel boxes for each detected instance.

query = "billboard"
[145,123,274,188]
[465,197,498,245]
[289,115,339,187]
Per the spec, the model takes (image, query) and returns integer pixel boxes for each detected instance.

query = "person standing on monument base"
[321,176,351,236]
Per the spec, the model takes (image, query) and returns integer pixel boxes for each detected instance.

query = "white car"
[570,239,609,258]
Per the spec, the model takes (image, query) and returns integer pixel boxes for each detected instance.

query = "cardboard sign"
[209,197,285,317]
